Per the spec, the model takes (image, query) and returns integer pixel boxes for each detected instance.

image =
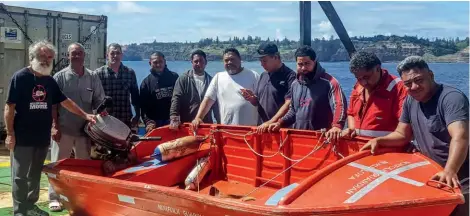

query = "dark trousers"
[11,145,49,216]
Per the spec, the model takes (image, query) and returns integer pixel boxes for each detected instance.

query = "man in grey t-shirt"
[361,56,468,216]
[49,43,105,212]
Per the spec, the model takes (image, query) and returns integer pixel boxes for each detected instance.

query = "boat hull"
[46,169,460,216]
[44,124,463,216]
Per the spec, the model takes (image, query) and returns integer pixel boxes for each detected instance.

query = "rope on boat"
[332,141,345,159]
[279,131,326,162]
[242,137,331,198]
[200,128,340,198]
[213,129,328,160]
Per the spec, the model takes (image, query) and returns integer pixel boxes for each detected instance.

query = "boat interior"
[49,123,373,206]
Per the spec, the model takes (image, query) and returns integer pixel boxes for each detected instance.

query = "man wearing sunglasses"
[361,56,469,216]
[342,51,407,139]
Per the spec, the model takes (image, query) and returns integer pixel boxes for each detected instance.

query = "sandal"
[48,200,63,212]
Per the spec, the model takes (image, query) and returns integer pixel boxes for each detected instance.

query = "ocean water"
[124,61,469,98]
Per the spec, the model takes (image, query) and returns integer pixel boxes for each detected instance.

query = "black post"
[299,1,311,47]
[318,1,356,57]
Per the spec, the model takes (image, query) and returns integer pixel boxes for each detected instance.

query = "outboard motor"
[85,96,162,175]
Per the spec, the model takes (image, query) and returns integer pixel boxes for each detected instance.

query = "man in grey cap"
[240,42,296,134]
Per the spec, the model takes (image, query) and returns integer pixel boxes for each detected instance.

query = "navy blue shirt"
[255,64,296,122]
[140,68,179,123]
[6,68,67,146]
[400,84,469,185]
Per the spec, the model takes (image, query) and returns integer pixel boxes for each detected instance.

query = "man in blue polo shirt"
[239,42,296,133]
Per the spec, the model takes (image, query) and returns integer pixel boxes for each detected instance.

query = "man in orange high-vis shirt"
[342,51,407,138]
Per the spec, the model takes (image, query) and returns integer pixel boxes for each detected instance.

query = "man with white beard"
[191,48,260,130]
[3,40,96,216]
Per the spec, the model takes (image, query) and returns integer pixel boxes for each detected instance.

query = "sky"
[1,1,469,45]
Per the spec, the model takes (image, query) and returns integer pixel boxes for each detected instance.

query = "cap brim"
[253,53,268,58]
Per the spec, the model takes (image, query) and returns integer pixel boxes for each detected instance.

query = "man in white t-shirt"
[191,48,260,129]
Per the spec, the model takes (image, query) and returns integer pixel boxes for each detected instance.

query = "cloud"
[418,21,467,30]
[259,17,297,23]
[102,1,151,14]
[254,7,279,13]
[318,21,333,32]
[58,7,97,14]
[275,28,282,40]
[369,4,425,12]
[1,1,29,7]
[117,1,151,13]
[337,2,360,7]
[190,9,235,19]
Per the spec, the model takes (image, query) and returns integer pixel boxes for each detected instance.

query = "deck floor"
[0,145,70,215]
[195,179,278,206]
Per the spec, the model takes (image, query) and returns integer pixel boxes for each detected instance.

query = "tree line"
[122,35,469,62]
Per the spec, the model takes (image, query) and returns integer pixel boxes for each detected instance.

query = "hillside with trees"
[122,35,469,63]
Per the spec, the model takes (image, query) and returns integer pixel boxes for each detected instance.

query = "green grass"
[0,201,69,216]
[0,167,69,215]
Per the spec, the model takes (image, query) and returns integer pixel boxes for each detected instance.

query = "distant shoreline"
[127,60,469,64]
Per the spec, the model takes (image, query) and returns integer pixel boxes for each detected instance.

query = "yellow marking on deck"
[0,160,51,168]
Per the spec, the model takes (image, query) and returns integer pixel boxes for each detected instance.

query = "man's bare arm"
[361,122,413,153]
[445,120,469,175]
[267,99,291,123]
[194,97,216,121]
[347,115,355,129]
[60,99,87,120]
[4,104,15,135]
[375,122,413,147]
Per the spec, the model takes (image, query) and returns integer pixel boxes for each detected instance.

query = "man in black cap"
[240,42,296,133]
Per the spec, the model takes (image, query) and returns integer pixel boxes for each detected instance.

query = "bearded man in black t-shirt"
[3,40,96,216]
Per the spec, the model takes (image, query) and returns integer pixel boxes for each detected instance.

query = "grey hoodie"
[170,69,220,124]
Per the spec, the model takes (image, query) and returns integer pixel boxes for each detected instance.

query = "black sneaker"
[26,205,49,216]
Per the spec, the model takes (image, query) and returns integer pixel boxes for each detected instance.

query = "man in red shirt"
[342,51,407,138]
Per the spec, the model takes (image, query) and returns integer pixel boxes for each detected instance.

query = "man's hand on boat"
[325,127,342,143]
[146,120,157,133]
[5,133,15,151]
[341,128,357,138]
[169,116,181,131]
[191,118,204,132]
[267,122,281,132]
[240,89,258,106]
[430,170,461,189]
[257,121,273,134]
[360,138,380,155]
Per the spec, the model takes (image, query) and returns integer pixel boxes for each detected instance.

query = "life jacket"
[347,69,408,137]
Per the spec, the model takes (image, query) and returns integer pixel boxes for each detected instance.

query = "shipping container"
[0,3,108,129]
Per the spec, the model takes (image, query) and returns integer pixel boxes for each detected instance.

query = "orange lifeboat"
[43,123,464,216]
